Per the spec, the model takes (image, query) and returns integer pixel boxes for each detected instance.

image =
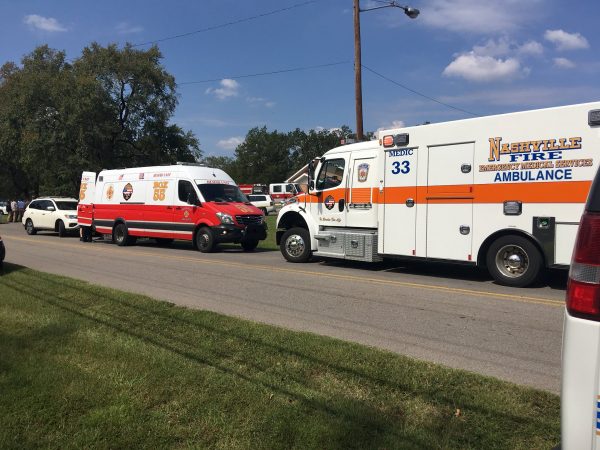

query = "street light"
[354,0,419,141]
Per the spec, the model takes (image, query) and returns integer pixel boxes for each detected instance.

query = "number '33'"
[391,160,410,175]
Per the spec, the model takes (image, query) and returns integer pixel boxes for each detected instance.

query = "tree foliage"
[214,125,360,184]
[0,44,200,198]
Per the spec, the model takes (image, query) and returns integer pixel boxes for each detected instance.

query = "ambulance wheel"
[57,220,66,238]
[196,227,215,253]
[25,219,37,235]
[486,235,543,287]
[113,223,133,247]
[280,227,311,263]
[241,240,259,252]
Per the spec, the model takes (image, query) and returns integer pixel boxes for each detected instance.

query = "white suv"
[561,167,600,449]
[22,197,79,237]
[247,194,275,215]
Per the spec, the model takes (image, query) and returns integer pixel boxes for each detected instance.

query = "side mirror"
[309,180,315,191]
[47,206,55,211]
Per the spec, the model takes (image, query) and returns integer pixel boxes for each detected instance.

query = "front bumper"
[211,223,267,243]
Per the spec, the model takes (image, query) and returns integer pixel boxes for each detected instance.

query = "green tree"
[0,43,201,198]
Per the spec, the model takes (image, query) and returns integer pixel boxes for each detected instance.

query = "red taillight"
[566,212,600,320]
[572,212,600,265]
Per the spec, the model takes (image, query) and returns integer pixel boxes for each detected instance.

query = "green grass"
[257,214,278,251]
[0,263,560,449]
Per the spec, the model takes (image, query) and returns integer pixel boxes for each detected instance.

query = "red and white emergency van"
[276,102,600,287]
[239,184,268,195]
[269,183,301,202]
[77,163,267,252]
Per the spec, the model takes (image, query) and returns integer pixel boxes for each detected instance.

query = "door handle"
[175,206,182,210]
[166,206,173,210]
[406,198,415,207]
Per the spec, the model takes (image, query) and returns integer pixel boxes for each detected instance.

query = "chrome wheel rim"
[199,233,210,250]
[26,221,33,232]
[285,234,305,258]
[115,227,124,243]
[495,244,529,278]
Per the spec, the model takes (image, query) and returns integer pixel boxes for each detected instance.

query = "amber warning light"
[382,135,394,148]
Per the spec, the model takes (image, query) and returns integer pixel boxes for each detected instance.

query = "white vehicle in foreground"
[561,165,600,449]
[276,102,600,287]
[247,194,275,215]
[22,197,79,237]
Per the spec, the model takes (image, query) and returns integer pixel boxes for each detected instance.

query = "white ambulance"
[77,163,266,252]
[276,102,600,287]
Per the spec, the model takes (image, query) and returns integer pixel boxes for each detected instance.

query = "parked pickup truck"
[247,194,275,215]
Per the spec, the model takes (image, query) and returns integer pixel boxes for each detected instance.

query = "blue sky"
[2,0,599,157]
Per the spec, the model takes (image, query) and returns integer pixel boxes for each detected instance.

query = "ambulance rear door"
[77,171,96,227]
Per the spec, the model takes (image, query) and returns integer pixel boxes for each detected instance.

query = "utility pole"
[353,1,419,142]
[353,0,364,141]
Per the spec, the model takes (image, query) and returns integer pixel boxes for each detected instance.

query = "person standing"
[16,199,25,222]
[6,200,13,222]
[10,199,17,222]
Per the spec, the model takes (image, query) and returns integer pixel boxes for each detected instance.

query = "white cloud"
[116,22,143,34]
[418,0,541,34]
[23,14,67,32]
[544,29,589,51]
[517,40,544,56]
[205,79,240,100]
[443,53,523,82]
[553,57,575,69]
[217,136,244,150]
[377,120,405,132]
[473,38,511,57]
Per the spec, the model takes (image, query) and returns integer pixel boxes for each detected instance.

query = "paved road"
[0,222,567,393]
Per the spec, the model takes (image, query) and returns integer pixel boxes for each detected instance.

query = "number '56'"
[391,160,410,175]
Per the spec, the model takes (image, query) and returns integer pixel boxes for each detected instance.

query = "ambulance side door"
[382,147,419,256]
[144,178,174,237]
[173,179,199,240]
[312,154,350,228]
[346,150,378,229]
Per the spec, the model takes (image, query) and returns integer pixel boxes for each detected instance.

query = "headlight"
[216,212,234,225]
[66,214,78,219]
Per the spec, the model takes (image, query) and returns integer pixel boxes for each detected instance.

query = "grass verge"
[0,263,559,449]
[257,214,278,251]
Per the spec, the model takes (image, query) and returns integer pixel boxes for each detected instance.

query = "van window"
[248,195,266,202]
[316,158,345,190]
[178,180,196,203]
[272,185,282,193]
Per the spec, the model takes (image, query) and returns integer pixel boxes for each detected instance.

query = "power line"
[178,61,351,85]
[361,64,479,117]
[132,0,318,48]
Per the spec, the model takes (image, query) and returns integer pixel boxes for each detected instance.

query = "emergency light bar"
[382,134,409,148]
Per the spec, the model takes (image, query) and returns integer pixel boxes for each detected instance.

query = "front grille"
[236,215,262,226]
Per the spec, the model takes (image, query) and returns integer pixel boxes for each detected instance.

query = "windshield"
[197,184,248,203]
[55,201,78,210]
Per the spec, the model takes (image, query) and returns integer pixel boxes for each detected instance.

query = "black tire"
[113,223,130,246]
[25,219,37,235]
[241,240,259,252]
[486,235,543,287]
[195,227,215,253]
[155,238,174,246]
[280,227,312,263]
[57,220,66,238]
[261,208,268,216]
